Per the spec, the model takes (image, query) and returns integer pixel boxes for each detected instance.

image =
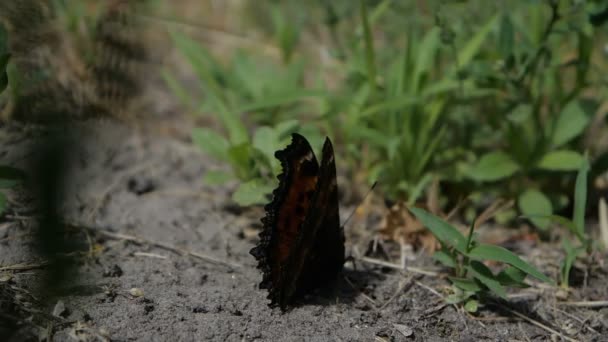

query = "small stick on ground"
[133,252,168,259]
[554,307,599,335]
[0,261,50,272]
[68,223,242,269]
[377,275,415,311]
[557,300,608,308]
[358,256,440,277]
[499,305,580,342]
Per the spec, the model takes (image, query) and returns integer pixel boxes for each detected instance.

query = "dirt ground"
[0,119,607,342]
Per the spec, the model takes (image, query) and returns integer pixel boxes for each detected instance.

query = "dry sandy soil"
[0,120,607,342]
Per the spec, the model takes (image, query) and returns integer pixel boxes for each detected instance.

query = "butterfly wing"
[250,133,320,308]
[277,136,343,309]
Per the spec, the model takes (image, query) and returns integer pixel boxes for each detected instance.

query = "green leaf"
[192,128,230,162]
[232,180,275,206]
[496,266,528,287]
[518,190,552,229]
[498,14,514,57]
[411,27,440,93]
[560,239,583,288]
[445,294,464,304]
[469,152,520,181]
[468,244,553,284]
[455,14,499,71]
[551,101,590,148]
[409,207,467,254]
[227,143,253,180]
[573,157,589,239]
[433,249,457,268]
[537,150,584,171]
[464,299,479,313]
[449,277,482,292]
[252,126,279,167]
[468,261,507,299]
[203,170,233,185]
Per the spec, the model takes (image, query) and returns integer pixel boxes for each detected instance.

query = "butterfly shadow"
[297,266,385,309]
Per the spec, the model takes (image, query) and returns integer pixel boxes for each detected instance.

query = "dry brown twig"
[499,305,580,342]
[67,222,242,269]
[557,300,608,308]
[0,261,50,272]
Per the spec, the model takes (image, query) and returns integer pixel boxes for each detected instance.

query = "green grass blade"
[360,0,377,92]
[573,157,590,238]
[454,14,499,71]
[468,244,553,284]
[235,89,326,113]
[411,27,440,93]
[409,207,467,254]
[468,261,507,299]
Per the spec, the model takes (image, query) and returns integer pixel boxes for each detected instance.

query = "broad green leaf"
[433,249,456,268]
[445,294,463,304]
[469,152,520,181]
[253,126,279,167]
[409,207,467,254]
[203,170,233,185]
[518,190,552,229]
[191,128,230,162]
[449,277,482,292]
[573,157,589,238]
[469,244,553,284]
[469,261,507,299]
[537,150,584,171]
[227,143,253,180]
[464,299,479,313]
[552,101,590,148]
[232,180,275,206]
[496,266,528,287]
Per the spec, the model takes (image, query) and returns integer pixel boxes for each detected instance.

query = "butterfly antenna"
[342,181,378,228]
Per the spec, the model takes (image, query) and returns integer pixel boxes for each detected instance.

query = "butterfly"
[250,133,344,310]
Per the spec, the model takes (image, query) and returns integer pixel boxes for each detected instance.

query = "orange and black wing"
[250,133,321,308]
[284,136,343,305]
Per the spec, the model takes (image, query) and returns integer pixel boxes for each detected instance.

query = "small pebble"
[129,288,144,297]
